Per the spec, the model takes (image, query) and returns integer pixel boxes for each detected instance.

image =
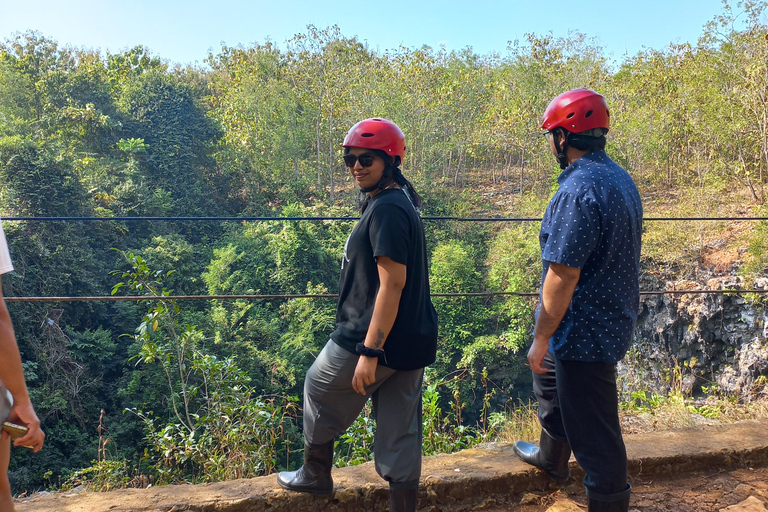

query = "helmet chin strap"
[554,129,569,170]
[359,167,393,193]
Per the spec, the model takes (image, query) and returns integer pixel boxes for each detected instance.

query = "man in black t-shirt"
[278,118,437,512]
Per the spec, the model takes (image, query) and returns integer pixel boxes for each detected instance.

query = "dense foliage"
[0,1,766,493]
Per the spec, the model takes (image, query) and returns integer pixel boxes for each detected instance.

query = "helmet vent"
[361,133,375,137]
[585,110,593,118]
[566,112,575,119]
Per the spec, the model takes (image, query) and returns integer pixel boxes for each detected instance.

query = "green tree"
[112,252,298,483]
[429,241,489,365]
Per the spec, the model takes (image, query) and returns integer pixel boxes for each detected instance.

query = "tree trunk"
[316,120,322,189]
[329,137,335,203]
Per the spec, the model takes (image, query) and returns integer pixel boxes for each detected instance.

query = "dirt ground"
[484,465,768,512]
[17,464,768,511]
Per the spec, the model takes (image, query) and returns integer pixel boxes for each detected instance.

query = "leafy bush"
[332,382,490,468]
[112,252,299,483]
[63,460,137,492]
[333,403,376,467]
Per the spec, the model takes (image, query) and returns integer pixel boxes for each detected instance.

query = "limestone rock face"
[626,273,768,399]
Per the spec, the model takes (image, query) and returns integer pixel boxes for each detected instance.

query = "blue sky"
[0,0,743,66]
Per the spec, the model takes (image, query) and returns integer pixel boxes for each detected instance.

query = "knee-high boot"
[513,429,571,482]
[277,441,334,495]
[389,480,419,512]
[587,484,631,512]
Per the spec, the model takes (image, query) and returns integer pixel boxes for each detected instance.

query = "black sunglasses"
[343,153,377,168]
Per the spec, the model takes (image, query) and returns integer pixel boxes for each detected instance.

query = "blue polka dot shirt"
[539,150,643,364]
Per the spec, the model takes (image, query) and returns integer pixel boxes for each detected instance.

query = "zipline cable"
[2,215,765,303]
[2,216,768,223]
[5,289,767,303]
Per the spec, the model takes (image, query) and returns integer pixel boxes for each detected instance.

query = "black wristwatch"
[356,342,387,362]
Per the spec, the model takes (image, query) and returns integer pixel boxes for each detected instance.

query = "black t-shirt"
[330,188,438,371]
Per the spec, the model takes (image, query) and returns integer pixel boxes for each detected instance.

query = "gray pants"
[303,340,424,483]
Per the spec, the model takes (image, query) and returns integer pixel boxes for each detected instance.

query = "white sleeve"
[0,221,14,275]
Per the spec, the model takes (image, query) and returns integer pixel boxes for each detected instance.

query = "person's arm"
[527,262,581,374]
[351,256,406,395]
[0,276,44,452]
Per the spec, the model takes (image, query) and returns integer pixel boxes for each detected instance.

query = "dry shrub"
[494,400,541,444]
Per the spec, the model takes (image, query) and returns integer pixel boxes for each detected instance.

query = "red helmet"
[541,88,610,133]
[342,118,406,163]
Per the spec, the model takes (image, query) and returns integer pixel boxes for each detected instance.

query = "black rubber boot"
[512,429,571,482]
[276,441,334,495]
[588,484,631,512]
[389,480,419,512]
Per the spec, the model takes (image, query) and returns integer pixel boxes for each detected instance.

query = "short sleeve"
[541,192,600,269]
[0,222,13,275]
[368,203,411,266]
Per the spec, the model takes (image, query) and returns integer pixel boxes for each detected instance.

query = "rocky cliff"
[625,273,768,400]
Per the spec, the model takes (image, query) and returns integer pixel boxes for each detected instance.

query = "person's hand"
[527,337,550,375]
[352,356,378,395]
[5,399,44,452]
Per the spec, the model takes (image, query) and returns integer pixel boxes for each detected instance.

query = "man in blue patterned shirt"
[513,89,642,512]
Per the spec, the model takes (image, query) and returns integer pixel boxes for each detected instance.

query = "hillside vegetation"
[0,1,767,495]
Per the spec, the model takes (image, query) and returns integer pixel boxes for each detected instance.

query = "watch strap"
[355,342,386,361]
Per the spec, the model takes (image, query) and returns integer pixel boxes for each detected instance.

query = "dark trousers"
[533,350,628,497]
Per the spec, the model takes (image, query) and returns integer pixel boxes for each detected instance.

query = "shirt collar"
[557,149,609,184]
